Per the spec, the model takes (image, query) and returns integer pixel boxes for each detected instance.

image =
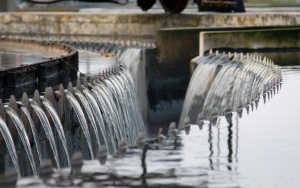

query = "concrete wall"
[190,27,300,74]
[199,27,300,56]
[0,12,299,36]
[156,25,299,65]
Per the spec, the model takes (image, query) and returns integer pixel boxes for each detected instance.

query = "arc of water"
[74,89,101,153]
[118,55,147,134]
[101,78,133,145]
[119,70,142,113]
[91,88,118,152]
[102,76,137,144]
[0,117,20,177]
[91,82,121,137]
[97,80,127,142]
[19,104,43,163]
[202,54,239,111]
[41,98,70,166]
[81,87,110,153]
[93,84,123,141]
[4,107,37,175]
[65,91,94,159]
[105,69,142,140]
[30,101,61,169]
[119,70,146,136]
[179,53,281,126]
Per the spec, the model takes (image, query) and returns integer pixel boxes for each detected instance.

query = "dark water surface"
[14,52,300,188]
[0,45,56,69]
[0,45,116,100]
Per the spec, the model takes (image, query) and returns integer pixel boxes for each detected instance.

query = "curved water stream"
[81,87,110,152]
[19,105,43,163]
[0,117,20,177]
[4,107,37,175]
[74,88,101,154]
[30,100,61,169]
[41,98,70,166]
[65,91,94,159]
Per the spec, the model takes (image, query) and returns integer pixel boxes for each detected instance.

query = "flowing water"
[1,35,299,187]
[29,100,61,169]
[41,98,70,166]
[91,87,118,153]
[115,74,140,139]
[0,116,20,177]
[65,91,94,159]
[92,84,122,142]
[179,54,280,128]
[95,82,124,141]
[18,57,300,187]
[74,88,101,152]
[19,105,43,163]
[119,48,142,89]
[4,107,37,175]
[81,87,110,152]
[105,78,128,138]
[119,69,146,136]
[104,76,135,146]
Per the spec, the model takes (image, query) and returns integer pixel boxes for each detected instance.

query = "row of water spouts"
[186,50,283,128]
[0,63,152,185]
[208,49,283,79]
[0,104,185,188]
[210,50,283,96]
[2,35,156,57]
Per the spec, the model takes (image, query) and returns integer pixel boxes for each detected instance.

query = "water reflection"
[227,122,233,171]
[208,124,214,170]
[2,42,300,187]
[0,45,57,69]
[0,47,116,100]
[78,50,115,77]
[17,69,300,188]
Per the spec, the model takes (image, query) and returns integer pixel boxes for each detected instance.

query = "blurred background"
[2,0,300,12]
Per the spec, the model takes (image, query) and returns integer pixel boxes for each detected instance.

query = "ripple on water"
[16,53,300,188]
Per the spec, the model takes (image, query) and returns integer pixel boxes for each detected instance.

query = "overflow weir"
[0,10,297,188]
[0,36,149,178]
[179,51,282,129]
